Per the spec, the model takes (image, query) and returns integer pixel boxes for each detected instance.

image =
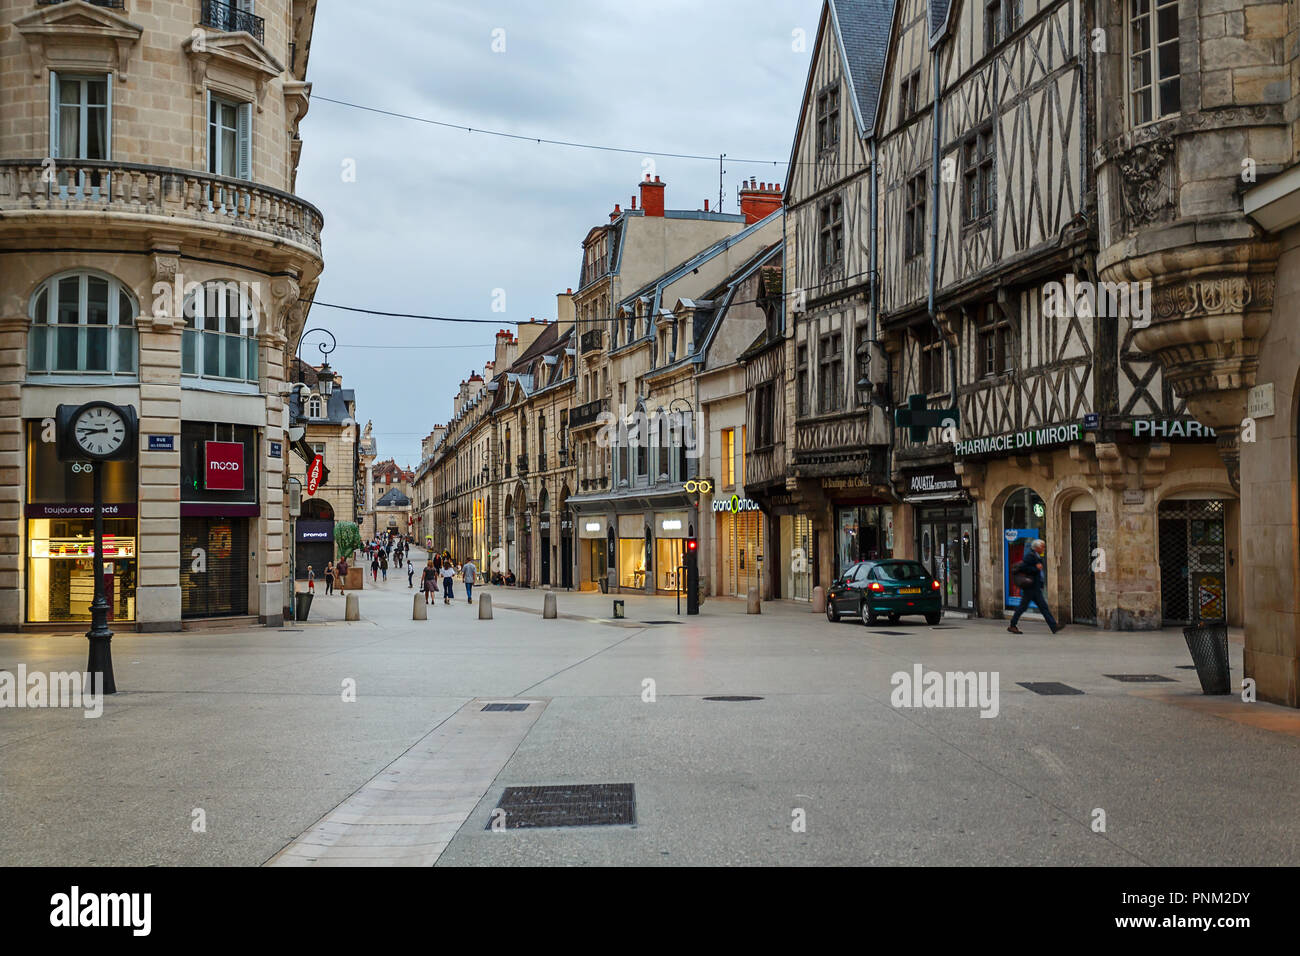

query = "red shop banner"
[306,454,324,496]
[205,441,245,491]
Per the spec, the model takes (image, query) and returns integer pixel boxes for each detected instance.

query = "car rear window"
[875,562,930,581]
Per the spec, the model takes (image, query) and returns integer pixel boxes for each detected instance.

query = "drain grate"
[875,631,908,636]
[1175,665,1197,670]
[1104,674,1175,683]
[488,783,635,829]
[481,703,530,712]
[641,621,676,625]
[703,695,764,702]
[1018,682,1085,696]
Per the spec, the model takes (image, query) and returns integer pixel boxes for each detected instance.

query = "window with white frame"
[207,94,252,179]
[181,281,260,383]
[28,271,136,376]
[1129,0,1181,125]
[308,395,323,418]
[51,73,111,162]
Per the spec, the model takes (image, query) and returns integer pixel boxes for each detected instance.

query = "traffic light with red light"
[685,536,699,615]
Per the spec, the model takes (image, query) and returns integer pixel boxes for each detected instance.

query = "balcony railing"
[201,0,265,44]
[580,328,604,355]
[516,454,529,475]
[0,160,322,258]
[39,0,124,7]
[569,396,609,430]
[558,448,569,467]
[537,453,547,472]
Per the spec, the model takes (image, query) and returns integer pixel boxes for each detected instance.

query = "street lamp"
[856,374,873,406]
[295,327,337,420]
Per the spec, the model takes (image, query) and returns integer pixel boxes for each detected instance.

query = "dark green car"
[826,559,943,626]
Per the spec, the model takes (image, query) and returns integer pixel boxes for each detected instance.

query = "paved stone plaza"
[2,550,1297,867]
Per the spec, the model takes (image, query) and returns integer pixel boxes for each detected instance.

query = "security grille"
[180,517,249,618]
[1070,511,1098,625]
[1158,499,1226,625]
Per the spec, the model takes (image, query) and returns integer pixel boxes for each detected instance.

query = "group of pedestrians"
[419,551,477,606]
[305,556,349,596]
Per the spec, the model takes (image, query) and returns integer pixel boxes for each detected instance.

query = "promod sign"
[306,454,324,496]
[204,441,244,491]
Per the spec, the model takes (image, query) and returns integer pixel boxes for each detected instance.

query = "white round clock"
[72,403,128,459]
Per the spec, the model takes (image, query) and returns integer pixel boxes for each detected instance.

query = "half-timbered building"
[877,0,1240,631]
[781,0,895,594]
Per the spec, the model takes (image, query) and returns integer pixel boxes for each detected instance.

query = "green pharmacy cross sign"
[893,394,959,443]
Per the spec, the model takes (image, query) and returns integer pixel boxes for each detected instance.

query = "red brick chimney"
[639,175,666,217]
[609,203,621,222]
[738,178,783,225]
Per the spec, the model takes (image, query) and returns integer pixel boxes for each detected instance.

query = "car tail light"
[869,582,883,592]
[931,579,941,590]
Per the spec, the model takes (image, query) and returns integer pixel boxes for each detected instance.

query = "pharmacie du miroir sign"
[954,423,1082,457]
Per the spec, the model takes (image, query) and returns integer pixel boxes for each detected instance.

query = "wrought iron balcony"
[558,448,569,467]
[516,454,529,475]
[0,159,322,257]
[580,328,604,355]
[537,453,547,472]
[569,396,609,430]
[201,0,265,44]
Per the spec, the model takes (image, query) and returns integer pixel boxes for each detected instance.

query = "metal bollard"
[345,594,360,621]
[478,592,493,620]
[811,586,826,614]
[413,594,427,620]
[543,591,557,619]
[747,586,761,614]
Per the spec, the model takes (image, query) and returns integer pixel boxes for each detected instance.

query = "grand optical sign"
[955,423,1082,457]
[712,494,760,514]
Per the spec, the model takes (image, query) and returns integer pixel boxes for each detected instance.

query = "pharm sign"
[306,454,324,496]
[204,441,244,491]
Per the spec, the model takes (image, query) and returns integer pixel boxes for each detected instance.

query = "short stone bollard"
[345,594,360,621]
[478,592,493,620]
[413,594,427,620]
[747,586,761,614]
[811,586,826,614]
[543,591,557,619]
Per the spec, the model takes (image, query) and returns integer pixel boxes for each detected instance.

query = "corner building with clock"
[0,1,324,629]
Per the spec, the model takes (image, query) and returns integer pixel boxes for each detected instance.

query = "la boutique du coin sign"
[204,441,244,491]
[306,454,324,496]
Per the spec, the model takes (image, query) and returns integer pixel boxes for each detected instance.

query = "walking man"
[407,557,415,589]
[371,552,379,583]
[462,557,476,605]
[1007,539,1061,634]
[337,557,348,595]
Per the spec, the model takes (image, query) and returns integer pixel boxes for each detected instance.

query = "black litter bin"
[295,591,313,622]
[1183,619,1230,695]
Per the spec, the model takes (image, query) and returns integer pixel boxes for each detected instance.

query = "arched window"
[1003,487,1046,538]
[28,271,137,376]
[181,280,259,383]
[308,393,323,418]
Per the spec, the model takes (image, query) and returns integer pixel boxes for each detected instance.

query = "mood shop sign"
[954,423,1082,457]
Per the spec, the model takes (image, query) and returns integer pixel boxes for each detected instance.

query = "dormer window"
[308,393,323,418]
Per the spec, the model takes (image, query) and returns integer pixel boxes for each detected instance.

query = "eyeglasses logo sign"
[684,478,713,494]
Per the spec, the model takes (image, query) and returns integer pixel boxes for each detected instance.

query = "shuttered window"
[208,93,252,179]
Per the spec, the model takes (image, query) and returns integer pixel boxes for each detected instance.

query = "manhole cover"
[875,631,908,636]
[481,703,530,712]
[1018,682,1085,695]
[703,696,764,702]
[488,783,635,829]
[1104,674,1175,683]
[641,621,676,625]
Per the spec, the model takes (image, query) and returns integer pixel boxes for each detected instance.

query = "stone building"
[0,0,324,628]
[286,359,358,579]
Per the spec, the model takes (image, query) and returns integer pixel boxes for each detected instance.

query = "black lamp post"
[295,327,336,420]
[856,374,873,406]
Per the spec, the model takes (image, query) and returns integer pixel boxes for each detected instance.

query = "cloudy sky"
[297,0,823,467]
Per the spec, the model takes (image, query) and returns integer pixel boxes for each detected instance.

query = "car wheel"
[888,613,901,624]
[925,611,942,625]
[861,600,878,626]
[826,601,840,623]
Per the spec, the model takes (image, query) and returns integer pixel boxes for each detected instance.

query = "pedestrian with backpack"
[1007,539,1061,634]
